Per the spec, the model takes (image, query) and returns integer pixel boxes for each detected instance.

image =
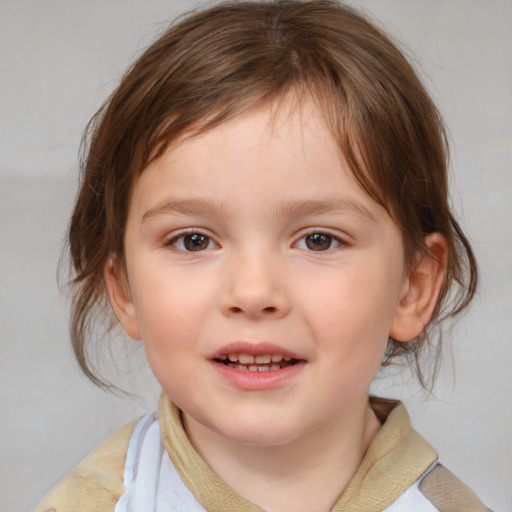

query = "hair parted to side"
[68,0,477,390]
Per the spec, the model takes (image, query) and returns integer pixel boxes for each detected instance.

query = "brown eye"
[172,233,214,251]
[298,232,342,251]
[305,233,332,251]
[183,234,210,251]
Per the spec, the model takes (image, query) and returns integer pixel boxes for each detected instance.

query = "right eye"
[294,232,345,252]
[168,233,217,252]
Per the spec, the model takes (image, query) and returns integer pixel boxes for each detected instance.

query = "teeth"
[239,353,255,364]
[220,353,296,370]
[226,362,290,372]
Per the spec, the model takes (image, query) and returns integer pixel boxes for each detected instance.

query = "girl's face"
[111,98,410,447]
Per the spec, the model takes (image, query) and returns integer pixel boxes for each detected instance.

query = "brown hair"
[68,0,477,389]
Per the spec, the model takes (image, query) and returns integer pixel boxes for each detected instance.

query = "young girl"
[36,1,489,510]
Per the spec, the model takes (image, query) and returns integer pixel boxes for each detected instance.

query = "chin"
[212,414,307,447]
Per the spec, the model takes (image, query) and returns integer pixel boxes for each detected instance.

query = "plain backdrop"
[0,1,511,511]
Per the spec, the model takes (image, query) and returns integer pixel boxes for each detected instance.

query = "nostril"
[228,305,277,314]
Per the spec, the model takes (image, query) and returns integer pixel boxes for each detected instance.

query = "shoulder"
[383,463,491,512]
[418,464,491,512]
[362,399,490,512]
[34,419,138,512]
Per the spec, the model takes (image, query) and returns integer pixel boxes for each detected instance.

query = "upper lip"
[208,341,304,361]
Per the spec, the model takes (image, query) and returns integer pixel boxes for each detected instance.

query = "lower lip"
[210,360,306,390]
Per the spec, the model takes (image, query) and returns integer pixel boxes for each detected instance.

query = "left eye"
[295,233,342,251]
[170,233,216,252]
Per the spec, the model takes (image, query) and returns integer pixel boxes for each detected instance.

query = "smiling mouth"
[214,353,300,372]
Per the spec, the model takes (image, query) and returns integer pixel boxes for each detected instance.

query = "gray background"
[0,1,510,511]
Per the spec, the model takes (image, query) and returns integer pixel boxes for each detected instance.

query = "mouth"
[209,343,305,389]
[213,353,300,372]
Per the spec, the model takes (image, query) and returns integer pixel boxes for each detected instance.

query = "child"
[36,1,489,510]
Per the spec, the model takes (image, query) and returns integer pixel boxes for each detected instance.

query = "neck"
[183,399,382,512]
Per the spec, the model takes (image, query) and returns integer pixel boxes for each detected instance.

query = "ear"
[104,256,141,340]
[390,233,448,342]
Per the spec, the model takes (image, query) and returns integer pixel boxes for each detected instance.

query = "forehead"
[134,86,391,219]
[129,96,386,226]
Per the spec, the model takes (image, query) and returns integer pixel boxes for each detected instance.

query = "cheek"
[132,280,205,396]
[306,266,400,357]
[310,267,399,326]
[130,267,217,352]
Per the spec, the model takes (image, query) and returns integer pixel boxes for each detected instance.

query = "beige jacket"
[35,394,489,512]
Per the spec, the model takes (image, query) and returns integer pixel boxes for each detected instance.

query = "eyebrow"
[142,197,376,223]
[142,198,230,221]
[273,198,377,223]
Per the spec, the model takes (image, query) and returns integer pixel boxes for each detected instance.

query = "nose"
[219,249,291,320]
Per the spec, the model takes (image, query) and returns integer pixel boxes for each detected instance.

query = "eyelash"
[293,231,347,252]
[165,230,218,252]
[165,230,347,253]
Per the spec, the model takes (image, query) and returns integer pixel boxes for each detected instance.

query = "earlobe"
[104,257,142,340]
[390,233,448,342]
